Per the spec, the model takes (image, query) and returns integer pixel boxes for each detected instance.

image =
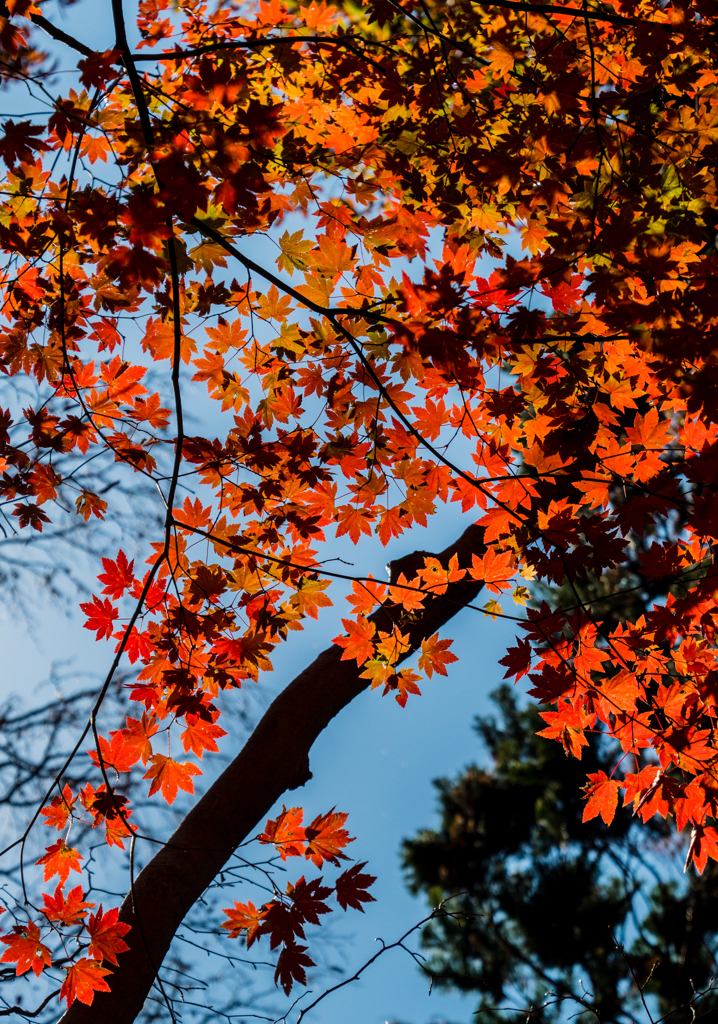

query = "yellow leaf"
[520,221,549,256]
[277,229,313,276]
[487,44,514,79]
[257,284,293,322]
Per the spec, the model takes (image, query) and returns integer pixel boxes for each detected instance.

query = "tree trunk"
[58,523,485,1024]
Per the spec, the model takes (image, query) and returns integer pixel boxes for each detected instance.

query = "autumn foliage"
[2,0,718,1015]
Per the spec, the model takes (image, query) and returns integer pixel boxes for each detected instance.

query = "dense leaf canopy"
[0,0,717,1017]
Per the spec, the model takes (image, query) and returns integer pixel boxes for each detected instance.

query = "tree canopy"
[0,0,717,1019]
[405,687,718,1024]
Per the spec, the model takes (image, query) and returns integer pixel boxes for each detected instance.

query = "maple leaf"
[180,714,227,758]
[40,783,76,831]
[582,771,621,826]
[143,755,201,804]
[538,703,592,759]
[36,840,82,885]
[42,885,95,926]
[11,502,50,531]
[277,230,314,276]
[418,633,458,678]
[0,922,51,977]
[304,809,353,866]
[88,732,140,774]
[388,572,425,611]
[333,616,376,667]
[0,120,48,168]
[391,668,423,708]
[417,554,466,596]
[75,491,108,522]
[77,48,121,89]
[286,875,333,925]
[79,595,118,641]
[115,714,158,765]
[499,637,532,681]
[97,550,135,599]
[593,670,641,718]
[469,548,516,593]
[335,505,375,543]
[60,957,112,1007]
[335,862,377,911]
[86,905,131,965]
[221,900,266,946]
[119,626,154,664]
[345,575,387,616]
[258,806,306,859]
[274,942,315,995]
[685,824,718,875]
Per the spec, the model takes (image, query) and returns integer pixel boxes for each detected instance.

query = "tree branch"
[28,14,94,58]
[57,523,485,1024]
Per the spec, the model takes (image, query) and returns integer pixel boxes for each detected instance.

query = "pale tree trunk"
[59,523,485,1024]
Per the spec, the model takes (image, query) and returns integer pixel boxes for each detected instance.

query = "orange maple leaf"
[142,755,201,804]
[418,633,459,678]
[304,809,353,866]
[333,616,376,666]
[60,957,112,1007]
[181,714,227,759]
[36,840,83,885]
[221,900,266,946]
[40,783,76,831]
[258,806,306,859]
[469,548,516,593]
[117,713,159,765]
[88,731,140,774]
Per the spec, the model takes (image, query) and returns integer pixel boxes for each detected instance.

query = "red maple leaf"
[685,824,718,875]
[12,502,50,531]
[286,876,333,924]
[42,885,95,926]
[582,771,621,826]
[86,906,131,965]
[274,942,315,995]
[60,957,112,1007]
[97,550,135,599]
[498,637,532,681]
[335,862,377,912]
[79,595,118,641]
[0,922,51,977]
